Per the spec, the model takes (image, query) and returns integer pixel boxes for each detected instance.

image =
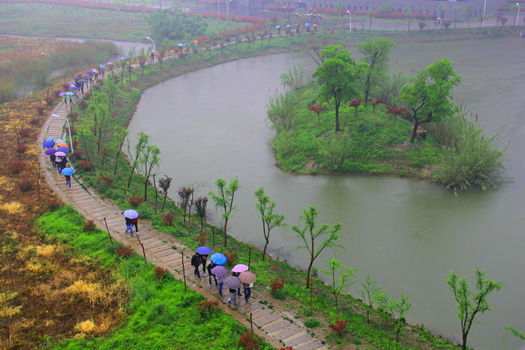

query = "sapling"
[194,196,208,233]
[360,275,382,324]
[158,175,172,211]
[322,257,357,308]
[254,187,286,260]
[208,178,239,246]
[390,293,412,342]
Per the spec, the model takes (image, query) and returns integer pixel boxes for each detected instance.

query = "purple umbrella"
[57,146,69,153]
[107,61,113,65]
[211,265,228,277]
[55,151,66,157]
[74,77,80,81]
[123,209,139,219]
[223,276,241,289]
[59,91,67,96]
[87,71,93,76]
[43,140,54,148]
[70,86,78,90]
[45,148,56,155]
[196,246,213,255]
[81,74,88,78]
[120,56,126,61]
[232,264,249,273]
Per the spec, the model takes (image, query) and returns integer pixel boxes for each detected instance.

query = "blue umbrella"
[210,253,227,265]
[65,92,74,96]
[61,168,74,176]
[45,136,54,141]
[57,146,69,153]
[45,148,56,155]
[100,64,106,69]
[305,22,310,27]
[70,86,78,90]
[275,25,281,28]
[55,139,66,144]
[178,43,183,47]
[87,71,94,76]
[74,77,80,81]
[120,56,126,61]
[43,140,54,148]
[196,246,213,255]
[286,24,291,28]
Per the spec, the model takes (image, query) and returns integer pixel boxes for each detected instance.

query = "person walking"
[55,156,63,174]
[132,217,139,233]
[217,274,224,297]
[60,156,68,174]
[49,153,56,168]
[191,253,201,278]
[227,287,238,306]
[232,271,242,296]
[207,262,217,287]
[64,173,71,188]
[201,254,208,277]
[124,216,134,236]
[243,282,252,302]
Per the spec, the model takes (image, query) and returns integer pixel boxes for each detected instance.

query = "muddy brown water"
[128,37,525,350]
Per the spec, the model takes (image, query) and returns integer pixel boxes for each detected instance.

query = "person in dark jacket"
[243,282,252,302]
[125,216,133,236]
[132,217,139,233]
[64,174,71,188]
[207,262,217,286]
[227,288,238,306]
[50,154,56,167]
[191,253,201,278]
[201,254,208,276]
[232,271,242,296]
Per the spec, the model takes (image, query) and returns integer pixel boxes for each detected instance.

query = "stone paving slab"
[274,325,302,340]
[147,245,171,254]
[255,313,281,327]
[252,307,272,320]
[155,249,176,258]
[296,341,325,350]
[263,319,290,333]
[286,333,310,346]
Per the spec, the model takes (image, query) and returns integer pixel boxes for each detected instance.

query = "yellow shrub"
[0,176,14,191]
[74,320,96,335]
[26,261,42,272]
[36,245,56,258]
[65,280,103,306]
[0,202,23,215]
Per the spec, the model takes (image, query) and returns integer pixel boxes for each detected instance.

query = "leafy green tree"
[137,145,160,201]
[292,206,343,288]
[147,10,207,42]
[322,257,357,308]
[447,269,503,350]
[127,132,150,188]
[359,275,382,324]
[358,38,395,107]
[505,325,525,340]
[313,45,366,132]
[400,58,460,143]
[390,293,412,342]
[254,187,286,260]
[208,178,239,246]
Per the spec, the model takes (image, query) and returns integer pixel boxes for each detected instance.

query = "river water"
[127,37,525,350]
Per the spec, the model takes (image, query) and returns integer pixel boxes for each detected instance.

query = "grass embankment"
[270,81,441,178]
[0,36,119,103]
[38,206,269,349]
[0,3,249,42]
[64,39,460,349]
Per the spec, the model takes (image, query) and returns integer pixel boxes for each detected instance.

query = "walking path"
[39,93,327,350]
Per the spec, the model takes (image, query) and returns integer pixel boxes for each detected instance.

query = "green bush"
[305,318,320,328]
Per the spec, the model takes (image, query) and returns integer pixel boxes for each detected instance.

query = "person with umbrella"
[239,271,256,302]
[61,167,74,188]
[54,151,66,174]
[224,275,242,306]
[191,253,202,278]
[45,148,56,168]
[196,246,212,276]
[207,261,217,287]
[211,265,228,297]
[123,209,138,237]
[232,264,249,296]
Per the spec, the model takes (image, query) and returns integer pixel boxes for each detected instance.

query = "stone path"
[39,93,327,350]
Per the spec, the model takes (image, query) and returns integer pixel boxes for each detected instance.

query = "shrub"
[18,180,33,192]
[36,105,45,116]
[19,128,31,138]
[8,161,23,174]
[45,96,55,105]
[129,195,145,207]
[270,278,285,293]
[97,176,114,187]
[116,245,133,258]
[154,266,168,280]
[305,318,320,328]
[78,160,93,171]
[46,198,62,211]
[70,150,84,161]
[197,300,219,319]
[330,317,348,336]
[224,252,238,266]
[162,213,174,226]
[30,117,41,126]
[238,331,260,350]
[83,220,96,232]
[17,143,27,154]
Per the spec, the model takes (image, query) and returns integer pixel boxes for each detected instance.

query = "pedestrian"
[191,253,201,278]
[55,156,63,174]
[232,271,242,296]
[151,50,155,62]
[201,254,208,276]
[132,217,139,233]
[63,94,68,106]
[207,262,217,286]
[217,274,224,296]
[243,282,252,302]
[124,215,134,236]
[64,173,71,188]
[50,153,56,168]
[60,156,68,173]
[227,287,238,306]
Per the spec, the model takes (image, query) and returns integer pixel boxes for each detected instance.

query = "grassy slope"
[39,206,272,350]
[0,3,248,42]
[273,82,442,178]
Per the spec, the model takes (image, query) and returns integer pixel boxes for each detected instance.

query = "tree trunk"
[335,101,341,132]
[462,332,467,350]
[144,178,148,201]
[127,165,136,188]
[113,148,122,175]
[262,239,269,260]
[223,218,229,246]
[306,259,314,288]
[162,193,167,210]
[409,119,419,143]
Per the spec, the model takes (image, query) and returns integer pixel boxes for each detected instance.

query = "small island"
[267,40,505,193]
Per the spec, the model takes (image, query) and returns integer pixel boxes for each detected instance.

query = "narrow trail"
[38,84,327,350]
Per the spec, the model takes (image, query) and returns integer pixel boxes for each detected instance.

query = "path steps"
[40,89,327,350]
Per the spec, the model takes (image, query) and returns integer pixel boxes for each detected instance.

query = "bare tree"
[159,175,172,210]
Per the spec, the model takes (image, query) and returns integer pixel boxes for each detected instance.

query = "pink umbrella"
[55,151,66,157]
[231,264,249,273]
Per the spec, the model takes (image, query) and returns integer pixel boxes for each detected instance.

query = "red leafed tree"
[330,317,348,336]
[307,103,327,125]
[349,98,361,117]
[386,106,406,124]
[372,99,384,111]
